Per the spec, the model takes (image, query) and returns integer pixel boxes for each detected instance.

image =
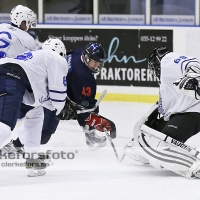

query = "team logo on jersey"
[39,94,50,103]
[66,54,72,70]
[63,76,67,86]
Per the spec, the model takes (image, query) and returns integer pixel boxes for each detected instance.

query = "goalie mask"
[10,5,37,30]
[42,38,66,58]
[82,42,106,73]
[148,46,170,79]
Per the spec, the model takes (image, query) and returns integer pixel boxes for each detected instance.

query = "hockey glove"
[173,76,200,100]
[57,98,77,120]
[85,113,116,139]
[173,65,200,99]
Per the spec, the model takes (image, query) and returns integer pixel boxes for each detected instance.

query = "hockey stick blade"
[77,89,107,114]
[104,128,119,162]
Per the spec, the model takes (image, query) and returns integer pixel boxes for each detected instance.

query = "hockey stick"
[70,89,119,161]
[104,128,119,162]
[69,89,107,114]
[141,124,200,159]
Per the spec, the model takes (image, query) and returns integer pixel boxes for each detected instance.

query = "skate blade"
[88,141,107,151]
[27,169,46,177]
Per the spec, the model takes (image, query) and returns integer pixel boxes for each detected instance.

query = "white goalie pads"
[125,126,200,179]
[122,102,200,178]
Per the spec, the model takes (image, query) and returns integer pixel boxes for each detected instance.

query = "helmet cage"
[83,42,106,73]
[148,46,169,79]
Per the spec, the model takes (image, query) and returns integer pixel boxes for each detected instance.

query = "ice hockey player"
[0,38,68,176]
[0,5,60,165]
[0,5,37,59]
[1,42,116,161]
[57,42,116,148]
[122,46,200,179]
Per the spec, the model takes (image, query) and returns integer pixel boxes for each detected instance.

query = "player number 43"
[82,87,91,96]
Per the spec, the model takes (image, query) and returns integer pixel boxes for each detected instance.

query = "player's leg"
[40,108,60,145]
[124,105,200,178]
[0,106,59,161]
[0,103,33,157]
[0,75,26,155]
[134,130,198,178]
[161,112,200,143]
[23,105,44,158]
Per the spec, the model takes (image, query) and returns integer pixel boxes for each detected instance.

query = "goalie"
[122,47,200,179]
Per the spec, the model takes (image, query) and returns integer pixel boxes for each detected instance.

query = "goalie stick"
[69,89,107,114]
[141,124,200,160]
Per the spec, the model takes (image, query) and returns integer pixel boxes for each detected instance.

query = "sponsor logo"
[7,72,20,79]
[152,15,194,25]
[171,139,192,151]
[99,15,145,25]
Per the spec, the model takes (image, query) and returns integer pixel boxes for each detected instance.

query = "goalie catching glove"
[85,113,116,139]
[173,66,200,100]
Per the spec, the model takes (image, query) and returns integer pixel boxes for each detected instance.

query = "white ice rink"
[1,102,200,200]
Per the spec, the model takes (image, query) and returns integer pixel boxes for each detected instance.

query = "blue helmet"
[82,42,106,73]
[148,46,170,79]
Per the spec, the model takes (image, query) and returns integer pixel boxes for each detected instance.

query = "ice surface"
[1,102,200,200]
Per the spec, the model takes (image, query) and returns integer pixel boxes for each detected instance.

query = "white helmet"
[42,38,66,58]
[10,5,37,28]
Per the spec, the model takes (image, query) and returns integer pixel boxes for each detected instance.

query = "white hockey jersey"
[0,23,36,58]
[158,52,200,121]
[0,49,68,114]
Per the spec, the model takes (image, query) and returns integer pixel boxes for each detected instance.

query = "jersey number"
[15,51,33,61]
[0,31,12,58]
[82,87,91,96]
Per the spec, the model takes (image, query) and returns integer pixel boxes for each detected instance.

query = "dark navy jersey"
[66,48,97,121]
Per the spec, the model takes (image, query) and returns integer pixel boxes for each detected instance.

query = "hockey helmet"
[10,5,37,29]
[42,38,66,58]
[82,42,106,73]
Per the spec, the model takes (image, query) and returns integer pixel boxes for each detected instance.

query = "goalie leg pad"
[134,131,197,178]
[124,139,150,164]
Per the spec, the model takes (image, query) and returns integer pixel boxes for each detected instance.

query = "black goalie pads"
[57,98,77,120]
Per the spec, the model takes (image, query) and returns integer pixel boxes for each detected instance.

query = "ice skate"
[0,140,24,159]
[85,130,107,151]
[38,152,54,166]
[26,157,50,177]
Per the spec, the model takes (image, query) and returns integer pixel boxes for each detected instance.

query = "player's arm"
[47,56,68,114]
